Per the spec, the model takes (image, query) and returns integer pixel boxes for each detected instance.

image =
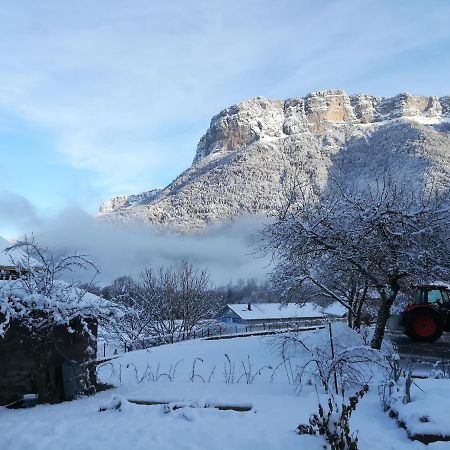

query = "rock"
[303,89,357,132]
[99,189,161,215]
[350,94,381,124]
[194,97,285,163]
[440,96,450,116]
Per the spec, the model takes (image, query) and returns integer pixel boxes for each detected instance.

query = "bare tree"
[101,276,155,350]
[5,236,98,298]
[215,279,276,305]
[104,260,217,346]
[138,260,216,343]
[139,266,182,344]
[264,174,450,349]
[176,260,215,339]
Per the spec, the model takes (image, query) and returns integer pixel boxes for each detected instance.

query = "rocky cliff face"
[99,189,161,214]
[194,91,448,162]
[100,90,450,231]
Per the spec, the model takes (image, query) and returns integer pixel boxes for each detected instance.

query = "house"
[216,302,346,325]
[0,237,114,407]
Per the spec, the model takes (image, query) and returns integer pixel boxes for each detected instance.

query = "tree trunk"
[347,310,353,328]
[371,280,401,349]
[371,299,392,350]
[353,285,368,329]
[347,286,356,328]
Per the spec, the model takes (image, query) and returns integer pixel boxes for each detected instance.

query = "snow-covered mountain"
[100,90,450,231]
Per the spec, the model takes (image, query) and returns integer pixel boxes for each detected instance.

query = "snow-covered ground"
[388,378,450,438]
[0,326,447,450]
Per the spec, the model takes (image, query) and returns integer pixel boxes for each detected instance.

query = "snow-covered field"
[0,326,447,450]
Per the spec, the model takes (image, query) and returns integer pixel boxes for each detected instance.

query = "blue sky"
[1,0,450,238]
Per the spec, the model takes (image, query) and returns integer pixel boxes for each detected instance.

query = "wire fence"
[98,318,345,358]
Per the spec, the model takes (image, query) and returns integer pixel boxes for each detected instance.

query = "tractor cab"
[402,284,450,342]
[412,285,450,307]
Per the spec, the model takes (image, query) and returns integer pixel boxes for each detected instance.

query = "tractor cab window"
[441,290,450,304]
[414,289,425,304]
[427,289,444,305]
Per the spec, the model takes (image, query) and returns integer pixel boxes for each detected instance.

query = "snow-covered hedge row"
[0,278,119,337]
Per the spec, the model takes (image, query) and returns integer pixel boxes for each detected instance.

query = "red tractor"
[401,284,450,342]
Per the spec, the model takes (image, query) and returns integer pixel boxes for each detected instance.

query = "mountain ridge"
[100,90,450,230]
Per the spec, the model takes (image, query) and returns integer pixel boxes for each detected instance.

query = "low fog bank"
[29,209,272,286]
[0,190,41,235]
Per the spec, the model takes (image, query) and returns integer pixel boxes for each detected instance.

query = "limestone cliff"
[100,90,450,231]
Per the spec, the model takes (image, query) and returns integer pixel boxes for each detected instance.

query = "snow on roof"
[416,282,450,290]
[225,302,346,321]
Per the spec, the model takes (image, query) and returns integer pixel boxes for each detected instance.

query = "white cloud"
[33,207,271,286]
[0,187,271,285]
[0,0,449,199]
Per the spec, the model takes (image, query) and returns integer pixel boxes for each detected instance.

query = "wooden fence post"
[328,321,338,394]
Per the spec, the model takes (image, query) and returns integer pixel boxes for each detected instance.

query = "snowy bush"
[298,384,369,450]
[379,353,413,422]
[0,236,119,338]
[274,323,389,393]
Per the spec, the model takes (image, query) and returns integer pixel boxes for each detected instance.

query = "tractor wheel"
[405,309,443,342]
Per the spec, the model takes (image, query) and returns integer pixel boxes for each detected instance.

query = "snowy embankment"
[387,378,450,442]
[0,326,444,450]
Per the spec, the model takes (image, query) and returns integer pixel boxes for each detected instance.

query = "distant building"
[216,302,346,325]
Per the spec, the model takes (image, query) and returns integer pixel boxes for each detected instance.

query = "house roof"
[225,302,346,321]
[416,283,450,290]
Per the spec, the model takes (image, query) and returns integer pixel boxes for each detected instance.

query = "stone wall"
[0,318,97,406]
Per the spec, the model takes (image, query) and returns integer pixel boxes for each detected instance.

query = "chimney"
[247,302,252,311]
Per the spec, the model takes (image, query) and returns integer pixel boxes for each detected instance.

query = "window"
[414,289,425,304]
[427,289,443,304]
